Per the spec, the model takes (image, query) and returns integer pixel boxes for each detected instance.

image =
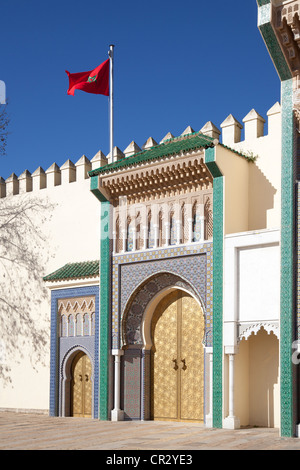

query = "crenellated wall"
[218,102,282,231]
[0,152,106,198]
[0,103,281,236]
[0,101,282,415]
[196,102,281,233]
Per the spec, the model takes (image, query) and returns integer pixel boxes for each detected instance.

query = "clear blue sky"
[1,0,280,180]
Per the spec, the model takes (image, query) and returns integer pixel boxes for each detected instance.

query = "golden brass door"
[151,290,204,422]
[71,352,92,418]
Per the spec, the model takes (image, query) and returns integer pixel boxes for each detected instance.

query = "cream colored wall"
[220,103,282,231]
[215,145,249,235]
[0,159,100,412]
[249,330,280,428]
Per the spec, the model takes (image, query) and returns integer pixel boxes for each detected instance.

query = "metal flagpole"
[109,44,114,162]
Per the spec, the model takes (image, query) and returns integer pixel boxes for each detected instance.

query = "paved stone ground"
[1,411,300,450]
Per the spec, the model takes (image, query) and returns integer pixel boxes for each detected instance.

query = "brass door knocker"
[181,358,187,371]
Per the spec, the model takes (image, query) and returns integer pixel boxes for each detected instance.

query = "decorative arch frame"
[111,242,212,420]
[60,345,94,418]
[49,285,99,418]
[121,271,209,348]
[120,271,209,420]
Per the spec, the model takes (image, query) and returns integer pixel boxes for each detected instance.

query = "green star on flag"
[87,75,97,83]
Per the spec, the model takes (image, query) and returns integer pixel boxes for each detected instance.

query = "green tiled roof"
[43,260,99,282]
[89,131,216,176]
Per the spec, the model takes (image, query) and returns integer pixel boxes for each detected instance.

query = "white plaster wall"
[223,229,280,347]
[238,243,280,323]
[0,175,100,412]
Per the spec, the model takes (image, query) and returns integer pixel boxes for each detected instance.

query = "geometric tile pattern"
[99,200,111,421]
[210,176,223,429]
[205,146,223,429]
[123,349,141,419]
[280,78,296,437]
[49,285,99,418]
[123,271,209,348]
[111,242,212,350]
[258,1,295,436]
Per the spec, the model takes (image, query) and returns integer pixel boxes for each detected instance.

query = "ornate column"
[176,220,181,245]
[164,221,170,247]
[223,346,240,429]
[111,349,124,421]
[153,223,159,249]
[121,229,126,253]
[142,225,148,250]
[199,215,205,242]
[187,217,193,244]
[132,226,136,252]
[205,347,213,427]
[112,230,116,254]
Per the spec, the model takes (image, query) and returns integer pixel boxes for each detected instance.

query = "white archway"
[234,327,280,428]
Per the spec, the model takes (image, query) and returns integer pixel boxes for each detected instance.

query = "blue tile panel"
[49,285,99,418]
[111,242,213,351]
[123,349,141,420]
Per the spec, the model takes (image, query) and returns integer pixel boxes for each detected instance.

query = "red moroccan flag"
[65,59,109,96]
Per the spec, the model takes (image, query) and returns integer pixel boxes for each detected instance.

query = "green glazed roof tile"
[43,260,99,282]
[88,131,216,176]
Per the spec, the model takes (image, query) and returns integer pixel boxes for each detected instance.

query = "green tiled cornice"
[205,147,223,178]
[89,132,216,176]
[205,146,224,428]
[90,175,107,202]
[257,0,271,6]
[43,260,99,282]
